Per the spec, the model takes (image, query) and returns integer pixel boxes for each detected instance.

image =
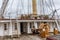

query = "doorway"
[20,22,23,34]
[20,22,27,34]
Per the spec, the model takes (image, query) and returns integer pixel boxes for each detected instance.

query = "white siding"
[9,22,13,35]
[49,22,56,32]
[34,22,38,29]
[27,22,32,33]
[17,23,21,35]
[0,23,4,36]
[4,23,9,36]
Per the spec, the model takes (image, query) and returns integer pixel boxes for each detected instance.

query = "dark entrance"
[20,22,27,34]
[20,22,24,34]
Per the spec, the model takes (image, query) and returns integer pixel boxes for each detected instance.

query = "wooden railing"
[17,14,60,20]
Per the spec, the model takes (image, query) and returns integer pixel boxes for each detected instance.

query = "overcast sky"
[0,0,60,18]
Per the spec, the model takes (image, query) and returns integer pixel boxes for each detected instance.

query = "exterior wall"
[12,23,16,35]
[27,22,32,34]
[49,22,57,32]
[0,23,4,36]
[0,23,10,36]
[11,22,21,35]
[9,22,13,35]
[17,22,21,35]
[34,22,38,29]
[0,22,21,36]
[0,21,60,36]
[49,23,54,32]
[50,22,60,32]
[4,23,9,36]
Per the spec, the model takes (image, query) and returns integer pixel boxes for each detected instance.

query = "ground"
[0,35,46,40]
